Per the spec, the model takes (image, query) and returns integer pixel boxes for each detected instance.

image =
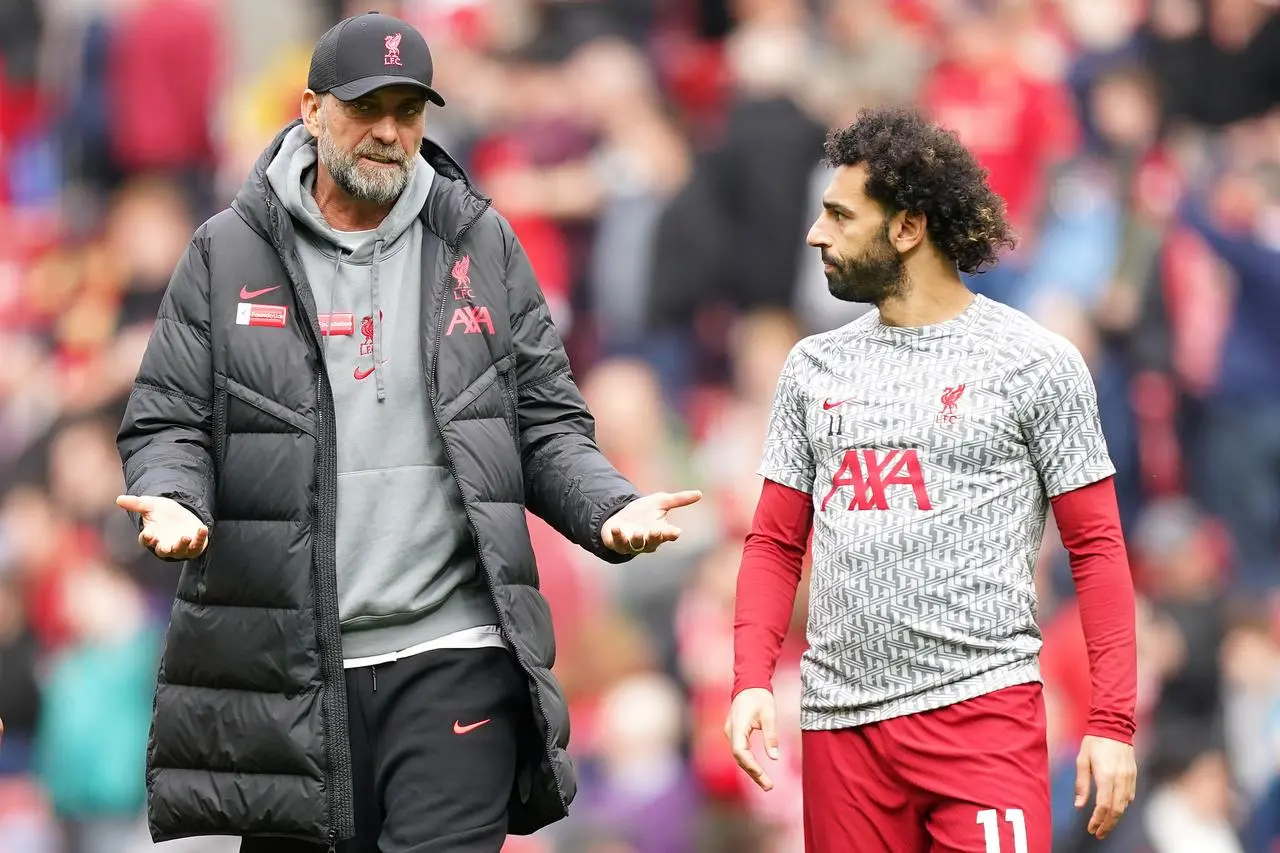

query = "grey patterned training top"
[757,294,1115,730]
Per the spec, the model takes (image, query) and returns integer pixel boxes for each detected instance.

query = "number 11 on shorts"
[976,808,1027,853]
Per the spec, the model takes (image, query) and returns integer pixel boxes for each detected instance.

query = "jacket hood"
[232,119,488,250]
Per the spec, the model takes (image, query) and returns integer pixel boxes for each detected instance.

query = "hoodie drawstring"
[324,250,344,361]
[371,239,387,402]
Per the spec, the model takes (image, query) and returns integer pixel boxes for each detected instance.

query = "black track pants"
[240,646,528,853]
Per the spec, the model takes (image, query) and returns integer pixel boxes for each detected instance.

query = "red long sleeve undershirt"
[732,477,1137,744]
[1048,477,1138,744]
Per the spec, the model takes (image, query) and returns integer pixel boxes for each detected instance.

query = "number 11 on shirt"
[977,808,1028,853]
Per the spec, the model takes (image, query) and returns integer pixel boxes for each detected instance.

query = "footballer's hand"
[1075,735,1137,839]
[116,495,209,560]
[601,490,702,555]
[725,687,780,792]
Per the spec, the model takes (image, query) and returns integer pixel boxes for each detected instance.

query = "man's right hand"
[724,686,780,792]
[116,495,209,560]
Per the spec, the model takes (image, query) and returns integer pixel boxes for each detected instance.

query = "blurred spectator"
[1220,606,1280,807]
[103,176,197,332]
[806,0,929,119]
[1023,61,1170,319]
[104,0,222,214]
[647,18,826,393]
[693,307,802,534]
[579,356,712,669]
[0,0,42,89]
[1177,151,1280,594]
[560,672,701,853]
[0,579,41,777]
[569,37,691,356]
[1139,726,1244,853]
[33,561,161,853]
[1136,498,1229,738]
[0,486,90,653]
[921,0,1079,308]
[1146,0,1280,128]
[0,335,57,465]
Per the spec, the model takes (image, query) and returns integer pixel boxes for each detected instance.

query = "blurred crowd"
[0,0,1278,851]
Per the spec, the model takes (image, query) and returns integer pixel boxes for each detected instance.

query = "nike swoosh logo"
[453,719,491,735]
[354,360,390,381]
[240,285,281,300]
[822,398,853,410]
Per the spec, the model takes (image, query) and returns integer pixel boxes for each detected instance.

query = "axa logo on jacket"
[446,306,494,336]
[446,255,494,336]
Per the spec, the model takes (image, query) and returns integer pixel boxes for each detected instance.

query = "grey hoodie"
[266,125,496,660]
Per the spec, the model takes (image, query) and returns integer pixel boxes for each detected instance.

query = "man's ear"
[301,90,324,139]
[891,209,927,254]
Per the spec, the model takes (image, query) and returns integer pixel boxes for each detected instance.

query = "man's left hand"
[1075,734,1137,839]
[601,491,702,555]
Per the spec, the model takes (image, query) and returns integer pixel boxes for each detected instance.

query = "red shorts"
[802,682,1051,853]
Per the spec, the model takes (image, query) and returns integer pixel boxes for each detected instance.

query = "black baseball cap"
[307,12,445,106]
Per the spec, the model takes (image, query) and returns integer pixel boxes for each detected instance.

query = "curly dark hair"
[823,106,1016,274]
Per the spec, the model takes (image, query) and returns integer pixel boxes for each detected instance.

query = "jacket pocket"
[436,353,518,434]
[224,376,316,436]
[499,360,521,456]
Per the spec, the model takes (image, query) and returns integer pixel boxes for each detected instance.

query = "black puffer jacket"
[117,121,640,845]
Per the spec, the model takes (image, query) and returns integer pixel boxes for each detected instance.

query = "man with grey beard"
[115,11,701,853]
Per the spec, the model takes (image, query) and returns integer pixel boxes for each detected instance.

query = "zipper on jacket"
[428,201,568,812]
[212,378,227,472]
[265,195,355,843]
[202,378,225,602]
[314,371,354,838]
